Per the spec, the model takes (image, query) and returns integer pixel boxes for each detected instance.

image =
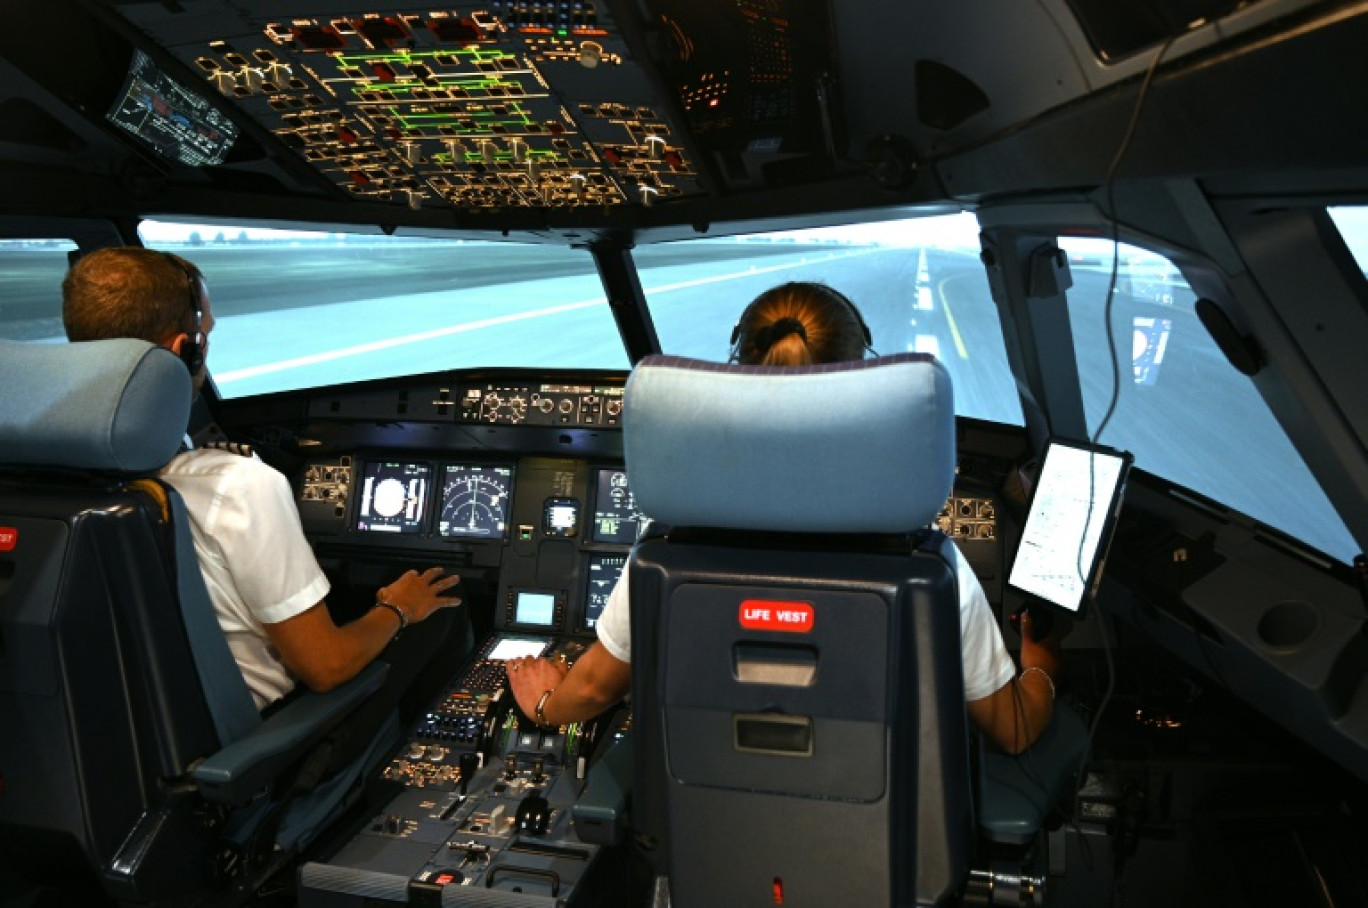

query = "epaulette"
[203,441,255,458]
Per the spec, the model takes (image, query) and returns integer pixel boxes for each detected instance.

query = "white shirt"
[161,448,330,709]
[596,540,1015,702]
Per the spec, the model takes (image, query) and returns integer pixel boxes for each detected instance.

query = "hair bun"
[754,316,807,352]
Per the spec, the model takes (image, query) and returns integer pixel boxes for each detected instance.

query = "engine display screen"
[590,468,644,544]
[439,464,513,539]
[355,461,430,533]
[583,553,627,630]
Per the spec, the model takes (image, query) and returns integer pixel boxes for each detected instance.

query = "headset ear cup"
[180,338,204,376]
[831,288,872,349]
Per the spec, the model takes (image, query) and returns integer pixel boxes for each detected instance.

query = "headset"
[170,255,206,376]
[729,283,874,357]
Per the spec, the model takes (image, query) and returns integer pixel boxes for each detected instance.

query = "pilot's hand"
[380,567,462,625]
[1019,610,1062,679]
[506,655,569,720]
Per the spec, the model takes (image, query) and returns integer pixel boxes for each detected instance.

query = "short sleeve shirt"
[161,448,330,709]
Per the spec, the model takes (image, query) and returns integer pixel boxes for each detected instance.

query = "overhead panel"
[118,2,703,212]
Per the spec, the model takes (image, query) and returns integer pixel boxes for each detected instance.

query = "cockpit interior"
[3,1,1368,906]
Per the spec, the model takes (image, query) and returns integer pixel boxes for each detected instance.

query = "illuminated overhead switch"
[348,170,370,187]
[407,190,423,210]
[645,135,665,160]
[402,142,422,164]
[527,157,541,182]
[570,172,587,201]
[480,140,497,165]
[211,70,237,96]
[444,138,464,159]
[371,61,398,83]
[509,138,527,163]
[337,126,359,145]
[236,68,264,94]
[266,62,292,87]
[601,146,622,165]
[546,121,566,136]
[639,184,658,207]
[665,150,684,169]
[579,40,603,68]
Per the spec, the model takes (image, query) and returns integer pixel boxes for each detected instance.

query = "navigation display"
[355,461,430,533]
[439,464,513,539]
[590,468,644,544]
[583,553,627,629]
[1008,439,1131,613]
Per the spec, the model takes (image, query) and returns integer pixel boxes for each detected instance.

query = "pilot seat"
[620,353,972,906]
[618,353,1084,907]
[0,338,398,907]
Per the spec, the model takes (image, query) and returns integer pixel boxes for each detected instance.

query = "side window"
[1059,238,1356,563]
[0,239,78,342]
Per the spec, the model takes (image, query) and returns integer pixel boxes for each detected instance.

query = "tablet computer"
[1007,438,1132,613]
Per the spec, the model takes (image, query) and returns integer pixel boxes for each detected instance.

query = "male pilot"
[62,246,468,722]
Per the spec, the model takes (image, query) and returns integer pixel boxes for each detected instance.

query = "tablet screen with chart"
[1007,439,1131,612]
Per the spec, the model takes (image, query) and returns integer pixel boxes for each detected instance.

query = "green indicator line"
[336,49,517,66]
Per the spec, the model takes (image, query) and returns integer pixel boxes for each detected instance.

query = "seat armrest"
[978,703,1089,845]
[190,662,389,804]
[572,734,633,846]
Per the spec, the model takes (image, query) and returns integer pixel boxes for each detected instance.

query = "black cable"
[1094,32,1178,448]
[1068,31,1178,831]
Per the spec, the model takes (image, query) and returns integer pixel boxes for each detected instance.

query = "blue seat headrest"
[624,353,956,534]
[0,338,191,473]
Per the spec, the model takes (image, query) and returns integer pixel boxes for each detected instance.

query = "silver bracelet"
[374,593,408,638]
[535,689,555,727]
[1019,666,1055,701]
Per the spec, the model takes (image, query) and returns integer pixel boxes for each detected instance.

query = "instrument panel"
[297,449,1002,642]
[299,453,645,638]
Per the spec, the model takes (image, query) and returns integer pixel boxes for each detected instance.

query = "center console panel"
[298,631,618,907]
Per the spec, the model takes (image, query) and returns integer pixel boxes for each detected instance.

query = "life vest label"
[738,600,815,633]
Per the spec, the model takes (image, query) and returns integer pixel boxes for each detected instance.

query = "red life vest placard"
[738,600,815,633]
[0,527,16,552]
